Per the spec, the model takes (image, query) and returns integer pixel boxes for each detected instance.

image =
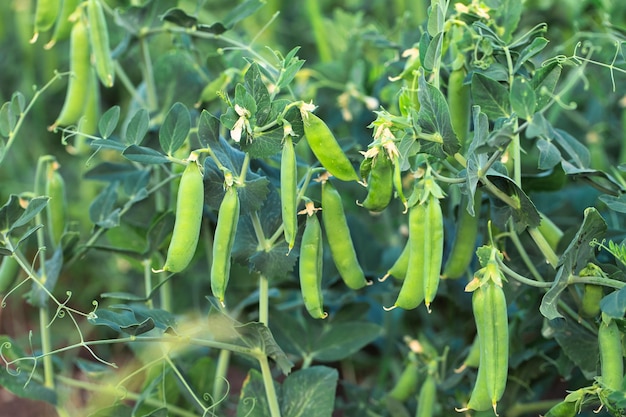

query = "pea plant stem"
[212,349,231,411]
[527,227,560,268]
[257,352,282,417]
[139,35,158,112]
[305,0,331,63]
[259,274,269,326]
[143,259,153,309]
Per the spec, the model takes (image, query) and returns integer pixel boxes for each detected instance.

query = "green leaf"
[154,50,207,108]
[99,106,121,139]
[510,76,536,120]
[89,182,121,229]
[146,211,176,255]
[0,195,27,233]
[124,108,150,145]
[494,0,522,43]
[241,101,303,159]
[0,101,17,137]
[281,366,339,417]
[600,287,626,319]
[486,172,541,232]
[600,194,626,213]
[160,8,197,28]
[422,32,443,73]
[552,129,590,169]
[275,47,305,91]
[530,62,562,110]
[237,369,272,417]
[416,72,460,157]
[471,73,511,120]
[237,322,294,375]
[535,138,561,170]
[549,318,599,379]
[562,165,624,197]
[11,196,49,231]
[197,110,221,148]
[123,145,170,164]
[84,162,144,182]
[222,0,265,28]
[89,306,156,336]
[90,138,127,152]
[28,246,63,308]
[244,63,271,125]
[0,364,57,405]
[540,207,607,320]
[311,322,383,362]
[427,0,446,36]
[513,36,549,73]
[159,102,191,155]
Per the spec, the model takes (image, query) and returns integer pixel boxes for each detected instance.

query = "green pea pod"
[303,112,359,182]
[379,239,410,282]
[447,67,470,150]
[579,263,605,318]
[51,17,90,129]
[281,136,297,253]
[299,211,327,319]
[473,280,509,414]
[159,160,204,273]
[0,256,20,293]
[387,361,419,402]
[392,158,408,213]
[321,180,368,289]
[462,356,491,412]
[388,203,426,310]
[33,0,61,42]
[359,152,393,212]
[536,212,563,252]
[211,186,240,305]
[44,0,80,49]
[87,0,115,87]
[74,68,100,154]
[598,317,624,392]
[423,194,443,311]
[544,400,577,417]
[442,190,481,279]
[45,162,67,249]
[455,334,480,373]
[416,374,436,417]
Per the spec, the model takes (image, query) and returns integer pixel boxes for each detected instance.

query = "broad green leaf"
[0,195,28,233]
[311,322,382,362]
[123,145,170,164]
[99,106,121,139]
[536,138,561,169]
[494,0,522,43]
[84,162,144,182]
[237,369,273,417]
[11,196,49,231]
[197,110,221,148]
[159,102,191,155]
[526,111,552,139]
[416,73,460,158]
[600,194,626,213]
[11,91,25,114]
[124,108,150,145]
[75,358,113,378]
[540,207,607,320]
[146,211,176,254]
[530,62,562,110]
[600,287,626,319]
[90,138,127,152]
[422,32,443,73]
[188,357,217,405]
[154,50,206,108]
[509,22,548,49]
[89,307,156,336]
[240,101,303,158]
[552,129,590,169]
[0,364,57,405]
[223,0,266,28]
[281,366,338,417]
[427,0,446,36]
[549,318,598,379]
[119,304,177,332]
[513,36,549,73]
[236,322,294,375]
[562,164,624,197]
[0,101,16,137]
[510,76,536,120]
[275,47,305,91]
[89,182,121,229]
[471,73,511,120]
[486,172,541,232]
[28,246,63,308]
[244,63,271,125]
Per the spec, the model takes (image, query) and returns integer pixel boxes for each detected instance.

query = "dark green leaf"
[244,63,271,125]
[236,322,293,375]
[237,369,272,417]
[90,138,127,152]
[28,246,63,308]
[0,195,26,233]
[0,364,57,405]
[15,225,43,251]
[241,102,302,158]
[513,36,549,73]
[89,182,121,229]
[600,194,626,213]
[222,0,265,28]
[99,106,121,139]
[159,102,191,155]
[552,129,590,169]
[549,318,599,379]
[600,287,626,319]
[530,62,562,110]
[422,32,443,73]
[471,73,511,119]
[311,322,382,362]
[196,22,228,35]
[281,366,338,417]
[84,162,144,182]
[536,138,561,170]
[124,108,150,145]
[416,72,460,157]
[486,172,541,232]
[509,23,548,49]
[510,76,536,120]
[426,0,445,36]
[197,110,221,148]
[0,101,16,137]
[123,145,170,164]
[540,208,607,320]
[116,304,177,332]
[88,307,155,336]
[154,50,206,109]
[526,111,552,139]
[563,165,624,196]
[146,211,175,254]
[495,0,522,43]
[160,8,197,28]
[11,196,49,231]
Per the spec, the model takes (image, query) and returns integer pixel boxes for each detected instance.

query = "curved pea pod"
[158,160,204,273]
[392,158,408,213]
[598,317,624,392]
[442,190,481,279]
[211,186,240,306]
[455,334,480,373]
[422,194,443,311]
[447,67,470,150]
[321,180,368,289]
[544,400,577,417]
[299,211,327,319]
[50,17,90,129]
[73,68,100,154]
[303,112,359,182]
[387,361,419,402]
[45,162,67,249]
[536,212,563,252]
[32,0,61,42]
[358,152,393,212]
[87,0,115,87]
[416,374,437,417]
[44,0,80,49]
[0,256,20,293]
[281,136,297,253]
[473,280,509,415]
[379,239,410,282]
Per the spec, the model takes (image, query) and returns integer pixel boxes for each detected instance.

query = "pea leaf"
[280,366,339,417]
[513,36,549,74]
[11,196,49,231]
[222,0,265,28]
[237,369,273,417]
[549,318,599,379]
[244,63,271,125]
[600,286,626,319]
[530,61,562,110]
[159,102,191,156]
[124,108,150,145]
[535,138,561,170]
[0,101,17,137]
[89,182,121,229]
[99,106,121,139]
[510,76,536,120]
[416,72,460,158]
[311,322,383,362]
[28,246,63,308]
[0,360,57,405]
[561,164,624,197]
[494,0,522,43]
[154,50,206,108]
[540,207,607,320]
[486,172,541,232]
[471,73,511,120]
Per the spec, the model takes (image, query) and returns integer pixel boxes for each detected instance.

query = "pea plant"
[1,0,626,416]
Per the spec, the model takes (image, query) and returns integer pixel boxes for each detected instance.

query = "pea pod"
[159,159,204,273]
[32,0,61,42]
[379,239,410,282]
[442,190,481,279]
[447,67,470,150]
[473,279,509,414]
[303,111,359,182]
[87,0,115,87]
[299,209,327,319]
[281,136,297,253]
[0,256,20,293]
[422,194,443,311]
[321,179,368,289]
[358,152,393,212]
[455,334,480,373]
[45,162,67,249]
[50,17,90,129]
[392,157,408,213]
[211,185,240,305]
[579,263,605,318]
[416,374,436,417]
[44,0,80,49]
[598,316,624,392]
[387,361,419,402]
[74,67,100,154]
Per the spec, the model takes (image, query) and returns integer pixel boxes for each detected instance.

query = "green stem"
[507,225,545,282]
[113,61,147,109]
[305,0,332,63]
[496,258,552,288]
[259,274,269,326]
[527,227,560,268]
[139,35,157,112]
[258,353,281,417]
[481,176,520,209]
[164,355,208,413]
[143,259,153,309]
[212,349,231,408]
